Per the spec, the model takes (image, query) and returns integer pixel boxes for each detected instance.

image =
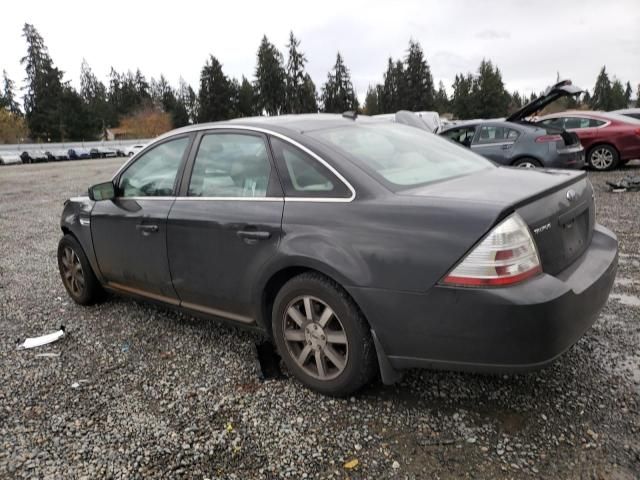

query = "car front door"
[91,134,193,303]
[470,125,518,164]
[166,130,284,324]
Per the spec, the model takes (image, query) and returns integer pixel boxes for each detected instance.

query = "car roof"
[440,119,525,131]
[540,110,610,119]
[158,114,382,141]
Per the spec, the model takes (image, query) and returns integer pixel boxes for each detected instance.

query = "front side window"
[444,126,476,147]
[270,137,351,198]
[118,136,189,197]
[188,133,271,198]
[310,123,493,189]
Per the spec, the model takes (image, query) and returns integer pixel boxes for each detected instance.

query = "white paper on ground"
[17,329,65,350]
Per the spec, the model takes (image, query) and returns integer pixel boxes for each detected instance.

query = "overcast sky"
[1,0,639,104]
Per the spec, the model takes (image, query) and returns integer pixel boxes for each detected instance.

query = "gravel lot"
[1,158,639,479]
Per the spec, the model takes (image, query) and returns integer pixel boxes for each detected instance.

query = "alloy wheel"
[590,148,613,170]
[517,161,537,169]
[282,295,348,381]
[60,246,85,297]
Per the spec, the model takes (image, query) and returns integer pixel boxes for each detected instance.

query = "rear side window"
[270,137,351,198]
[188,133,271,198]
[476,126,520,144]
[118,136,189,197]
[310,123,493,189]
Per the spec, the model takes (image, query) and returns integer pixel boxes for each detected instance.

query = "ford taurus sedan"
[58,114,618,396]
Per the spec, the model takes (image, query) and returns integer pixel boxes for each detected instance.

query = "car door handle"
[136,224,159,235]
[237,230,271,241]
[501,144,512,150]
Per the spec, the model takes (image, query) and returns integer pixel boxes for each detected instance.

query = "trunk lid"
[506,80,583,122]
[402,167,595,275]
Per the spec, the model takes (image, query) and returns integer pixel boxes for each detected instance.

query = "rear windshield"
[309,123,494,189]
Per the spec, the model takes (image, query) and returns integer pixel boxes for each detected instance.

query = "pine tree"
[80,59,111,135]
[434,80,449,113]
[233,76,255,118]
[178,77,198,124]
[590,66,612,110]
[636,84,640,107]
[321,52,358,113]
[1,70,21,114]
[451,73,474,119]
[610,79,627,110]
[624,81,632,106]
[255,35,286,115]
[197,55,233,122]
[21,23,65,140]
[380,58,406,112]
[471,59,510,118]
[404,40,434,111]
[300,74,318,113]
[285,32,316,113]
[363,85,380,115]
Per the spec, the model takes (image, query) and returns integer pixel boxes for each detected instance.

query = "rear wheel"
[272,272,377,396]
[57,235,104,305]
[513,157,542,168]
[588,145,618,171]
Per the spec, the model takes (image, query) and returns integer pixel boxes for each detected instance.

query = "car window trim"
[111,133,195,197]
[541,116,611,130]
[114,125,356,203]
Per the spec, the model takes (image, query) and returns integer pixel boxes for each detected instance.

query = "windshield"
[309,123,494,189]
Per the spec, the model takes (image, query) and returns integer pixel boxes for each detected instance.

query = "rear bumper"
[547,146,585,169]
[349,224,617,373]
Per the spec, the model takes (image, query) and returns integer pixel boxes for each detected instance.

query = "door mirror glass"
[89,181,115,201]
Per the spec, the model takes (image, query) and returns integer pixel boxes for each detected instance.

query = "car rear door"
[166,129,284,324]
[470,125,518,164]
[91,134,193,302]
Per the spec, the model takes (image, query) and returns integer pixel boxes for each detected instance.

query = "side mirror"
[88,181,115,201]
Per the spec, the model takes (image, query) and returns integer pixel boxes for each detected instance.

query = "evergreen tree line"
[1,23,638,142]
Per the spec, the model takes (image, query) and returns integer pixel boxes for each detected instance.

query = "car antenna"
[342,111,358,120]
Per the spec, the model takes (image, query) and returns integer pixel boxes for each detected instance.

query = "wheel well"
[261,266,368,337]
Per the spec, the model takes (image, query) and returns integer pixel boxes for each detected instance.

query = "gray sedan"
[440,120,584,168]
[58,114,617,396]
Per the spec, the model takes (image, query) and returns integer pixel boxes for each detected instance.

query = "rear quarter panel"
[268,197,502,293]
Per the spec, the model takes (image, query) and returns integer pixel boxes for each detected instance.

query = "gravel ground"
[1,158,639,479]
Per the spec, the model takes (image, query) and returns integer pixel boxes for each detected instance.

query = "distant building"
[104,127,134,141]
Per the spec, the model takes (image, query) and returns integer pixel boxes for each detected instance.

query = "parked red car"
[537,111,640,170]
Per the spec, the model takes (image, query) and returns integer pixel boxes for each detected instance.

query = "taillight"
[441,213,542,287]
[634,128,640,136]
[535,135,562,143]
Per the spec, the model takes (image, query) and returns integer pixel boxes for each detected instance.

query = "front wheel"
[588,145,619,171]
[57,235,104,305]
[272,273,377,396]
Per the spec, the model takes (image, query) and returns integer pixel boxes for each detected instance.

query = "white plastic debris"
[17,326,65,350]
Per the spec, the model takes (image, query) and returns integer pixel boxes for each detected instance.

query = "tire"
[512,157,542,168]
[588,144,619,171]
[57,235,104,305]
[272,272,377,396]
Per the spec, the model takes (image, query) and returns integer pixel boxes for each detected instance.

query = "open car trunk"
[506,79,584,123]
